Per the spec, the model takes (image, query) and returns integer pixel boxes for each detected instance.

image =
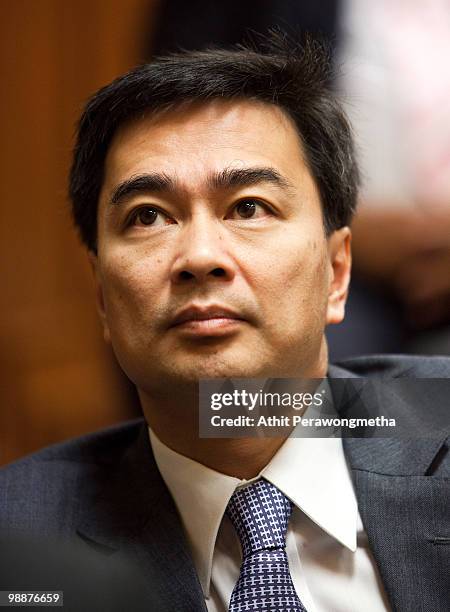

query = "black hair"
[69,32,359,252]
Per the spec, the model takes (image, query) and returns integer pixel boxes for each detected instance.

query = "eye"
[229,198,272,220]
[127,206,175,228]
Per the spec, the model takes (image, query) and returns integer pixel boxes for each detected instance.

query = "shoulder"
[0,419,147,530]
[0,418,145,473]
[330,354,450,378]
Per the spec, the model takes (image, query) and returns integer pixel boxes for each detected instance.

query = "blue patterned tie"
[226,479,308,612]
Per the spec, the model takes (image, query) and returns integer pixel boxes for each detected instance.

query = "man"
[1,36,449,611]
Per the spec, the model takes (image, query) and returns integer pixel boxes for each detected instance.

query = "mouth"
[169,305,246,337]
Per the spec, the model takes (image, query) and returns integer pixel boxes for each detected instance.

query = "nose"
[170,216,236,285]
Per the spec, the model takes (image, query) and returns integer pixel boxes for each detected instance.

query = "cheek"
[251,231,327,304]
[100,251,166,325]
[289,239,328,291]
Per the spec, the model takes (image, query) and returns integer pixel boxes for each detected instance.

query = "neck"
[140,346,328,479]
[140,388,283,479]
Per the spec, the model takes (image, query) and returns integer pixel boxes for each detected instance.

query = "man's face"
[94,100,350,393]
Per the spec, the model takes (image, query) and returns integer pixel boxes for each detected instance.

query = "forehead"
[102,99,310,192]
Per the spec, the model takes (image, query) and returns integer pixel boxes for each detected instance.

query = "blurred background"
[1,0,449,466]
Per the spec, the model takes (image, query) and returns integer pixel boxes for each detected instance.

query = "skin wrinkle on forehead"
[101,99,308,200]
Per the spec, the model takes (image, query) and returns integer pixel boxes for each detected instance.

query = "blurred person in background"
[332,0,450,357]
[151,0,450,359]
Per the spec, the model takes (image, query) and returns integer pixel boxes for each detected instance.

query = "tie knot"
[226,479,292,557]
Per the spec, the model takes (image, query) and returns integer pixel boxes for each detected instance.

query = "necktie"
[226,479,308,612]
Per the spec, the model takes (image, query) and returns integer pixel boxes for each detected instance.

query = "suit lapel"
[76,422,207,612]
[75,372,448,612]
[328,368,449,611]
[344,438,449,612]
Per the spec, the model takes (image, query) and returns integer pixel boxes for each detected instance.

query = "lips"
[170,305,244,327]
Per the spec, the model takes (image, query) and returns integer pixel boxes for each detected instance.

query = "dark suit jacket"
[0,356,449,611]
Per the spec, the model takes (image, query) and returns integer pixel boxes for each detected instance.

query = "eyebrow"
[208,166,294,193]
[109,166,294,205]
[110,173,175,204]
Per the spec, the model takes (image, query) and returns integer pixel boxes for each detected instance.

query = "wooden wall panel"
[0,0,156,465]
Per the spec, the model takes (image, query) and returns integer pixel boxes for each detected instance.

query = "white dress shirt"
[148,428,391,611]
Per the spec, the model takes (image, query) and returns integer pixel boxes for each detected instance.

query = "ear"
[88,251,111,343]
[326,227,352,325]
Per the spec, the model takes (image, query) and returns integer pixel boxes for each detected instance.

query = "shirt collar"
[149,428,239,595]
[148,383,358,598]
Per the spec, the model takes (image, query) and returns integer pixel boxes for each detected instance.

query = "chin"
[169,356,267,381]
